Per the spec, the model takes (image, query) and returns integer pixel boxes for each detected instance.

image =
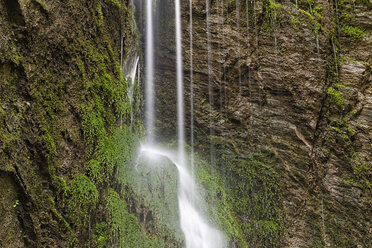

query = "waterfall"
[123,53,139,126]
[145,0,155,143]
[176,0,185,166]
[138,0,225,247]
[139,146,225,248]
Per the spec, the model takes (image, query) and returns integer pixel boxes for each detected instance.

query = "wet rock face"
[155,0,371,247]
[0,0,135,246]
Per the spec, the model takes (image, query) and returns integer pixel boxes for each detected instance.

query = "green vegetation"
[106,0,122,8]
[106,189,166,247]
[337,0,369,41]
[289,0,323,33]
[193,138,283,247]
[346,153,372,190]
[327,86,345,108]
[92,222,109,248]
[340,25,366,40]
[262,0,282,32]
[264,0,282,13]
[68,174,98,224]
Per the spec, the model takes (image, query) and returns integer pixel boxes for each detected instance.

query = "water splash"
[139,145,225,248]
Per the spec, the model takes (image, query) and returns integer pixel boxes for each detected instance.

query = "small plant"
[341,25,366,40]
[327,87,345,108]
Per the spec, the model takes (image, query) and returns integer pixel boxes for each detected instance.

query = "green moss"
[106,0,121,8]
[68,174,98,224]
[327,87,345,108]
[340,25,366,40]
[264,0,282,13]
[291,1,323,33]
[92,222,109,248]
[193,143,283,247]
[107,188,165,247]
[95,5,104,27]
[346,153,372,190]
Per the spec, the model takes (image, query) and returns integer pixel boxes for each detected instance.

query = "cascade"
[127,55,139,125]
[139,146,225,248]
[145,0,155,143]
[138,0,225,247]
[126,55,139,104]
[175,0,185,165]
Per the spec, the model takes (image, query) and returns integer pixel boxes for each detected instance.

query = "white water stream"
[140,0,225,247]
[145,0,155,144]
[139,145,225,248]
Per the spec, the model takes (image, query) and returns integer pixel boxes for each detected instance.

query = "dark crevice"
[3,0,26,26]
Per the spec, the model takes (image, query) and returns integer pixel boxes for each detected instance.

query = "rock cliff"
[0,0,371,247]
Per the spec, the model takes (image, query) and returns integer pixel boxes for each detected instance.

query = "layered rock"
[154,0,371,247]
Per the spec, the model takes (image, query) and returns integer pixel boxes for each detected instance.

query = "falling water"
[145,0,155,143]
[139,0,224,246]
[175,0,185,166]
[139,146,225,248]
[127,56,139,102]
[206,0,216,167]
[189,0,194,173]
[124,55,139,125]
